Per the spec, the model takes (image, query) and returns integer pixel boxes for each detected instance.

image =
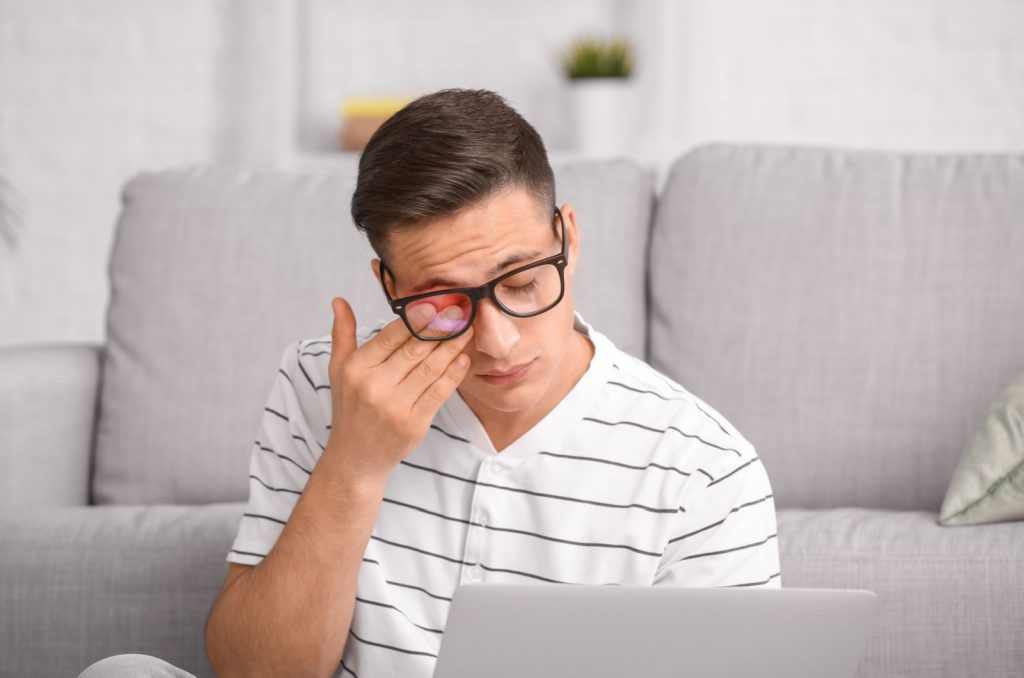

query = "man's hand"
[325,297,474,483]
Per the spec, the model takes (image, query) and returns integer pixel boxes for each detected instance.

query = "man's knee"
[77,653,197,678]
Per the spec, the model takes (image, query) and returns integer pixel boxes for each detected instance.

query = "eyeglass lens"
[404,261,563,340]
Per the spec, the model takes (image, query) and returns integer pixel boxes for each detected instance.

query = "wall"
[0,0,295,347]
[1,0,1022,348]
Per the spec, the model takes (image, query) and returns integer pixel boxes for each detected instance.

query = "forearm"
[206,444,389,678]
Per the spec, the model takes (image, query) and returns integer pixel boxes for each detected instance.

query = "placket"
[458,455,514,584]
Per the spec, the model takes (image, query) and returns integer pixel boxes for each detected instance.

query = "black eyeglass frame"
[378,206,567,342]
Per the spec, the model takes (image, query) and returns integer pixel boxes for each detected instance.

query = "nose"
[471,299,519,359]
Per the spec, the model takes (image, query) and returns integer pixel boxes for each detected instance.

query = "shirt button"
[468,564,483,580]
[489,463,505,476]
[477,512,490,527]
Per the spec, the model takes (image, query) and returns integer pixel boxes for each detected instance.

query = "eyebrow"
[406,249,543,294]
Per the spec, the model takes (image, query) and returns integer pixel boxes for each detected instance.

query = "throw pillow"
[939,371,1024,526]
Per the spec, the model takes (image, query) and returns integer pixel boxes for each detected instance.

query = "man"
[80,89,779,678]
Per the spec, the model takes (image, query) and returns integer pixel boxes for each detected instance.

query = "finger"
[329,297,357,372]
[381,303,471,381]
[412,349,473,416]
[357,302,436,366]
[397,325,475,396]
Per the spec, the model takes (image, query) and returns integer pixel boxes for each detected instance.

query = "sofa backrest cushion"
[92,159,652,505]
[648,143,1024,511]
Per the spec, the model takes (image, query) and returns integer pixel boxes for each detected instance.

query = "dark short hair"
[351,88,556,259]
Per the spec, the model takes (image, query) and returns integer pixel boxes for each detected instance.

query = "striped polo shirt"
[227,312,781,678]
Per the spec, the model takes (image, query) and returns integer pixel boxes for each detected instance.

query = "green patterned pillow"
[939,372,1024,526]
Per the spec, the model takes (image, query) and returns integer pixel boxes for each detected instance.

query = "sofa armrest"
[0,342,103,507]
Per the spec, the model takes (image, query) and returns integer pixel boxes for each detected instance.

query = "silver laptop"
[433,584,876,678]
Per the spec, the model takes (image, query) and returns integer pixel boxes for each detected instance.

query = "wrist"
[320,437,393,495]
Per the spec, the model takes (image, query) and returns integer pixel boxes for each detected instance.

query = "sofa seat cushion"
[3,504,1019,678]
[778,507,1024,678]
[1,503,244,678]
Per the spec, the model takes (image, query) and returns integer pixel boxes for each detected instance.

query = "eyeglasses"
[378,207,567,341]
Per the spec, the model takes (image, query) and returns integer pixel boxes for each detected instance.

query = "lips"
[477,359,535,385]
[480,362,532,377]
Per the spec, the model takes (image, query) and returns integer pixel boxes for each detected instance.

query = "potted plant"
[560,36,636,156]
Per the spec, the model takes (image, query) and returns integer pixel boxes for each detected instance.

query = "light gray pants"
[77,654,198,678]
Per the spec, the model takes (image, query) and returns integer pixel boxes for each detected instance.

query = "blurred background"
[1,0,1023,349]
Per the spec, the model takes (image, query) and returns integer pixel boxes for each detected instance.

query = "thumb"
[330,297,358,365]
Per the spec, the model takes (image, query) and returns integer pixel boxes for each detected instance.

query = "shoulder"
[276,320,389,393]
[278,320,389,377]
[595,344,757,476]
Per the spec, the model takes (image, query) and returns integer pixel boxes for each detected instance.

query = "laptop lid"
[433,584,876,678]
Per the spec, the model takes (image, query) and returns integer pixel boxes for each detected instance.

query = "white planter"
[568,78,637,157]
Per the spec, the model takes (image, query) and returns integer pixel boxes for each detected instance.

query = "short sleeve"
[654,444,782,589]
[226,338,330,566]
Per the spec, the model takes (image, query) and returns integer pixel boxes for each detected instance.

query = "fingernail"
[409,304,434,323]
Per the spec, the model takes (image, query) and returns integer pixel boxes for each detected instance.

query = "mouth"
[478,359,535,385]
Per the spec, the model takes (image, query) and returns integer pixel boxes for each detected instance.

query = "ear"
[558,203,582,277]
[371,258,395,298]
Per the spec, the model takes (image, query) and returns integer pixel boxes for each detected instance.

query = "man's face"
[372,185,583,420]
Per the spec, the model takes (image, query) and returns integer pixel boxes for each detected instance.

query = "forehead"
[384,187,554,292]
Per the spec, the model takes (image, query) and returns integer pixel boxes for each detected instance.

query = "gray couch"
[2,143,1022,678]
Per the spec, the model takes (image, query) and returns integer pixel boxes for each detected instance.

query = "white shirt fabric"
[227,312,781,678]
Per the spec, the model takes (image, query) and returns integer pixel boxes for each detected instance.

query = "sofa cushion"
[778,508,1024,678]
[939,371,1024,525]
[0,503,243,678]
[93,160,652,505]
[649,143,1024,510]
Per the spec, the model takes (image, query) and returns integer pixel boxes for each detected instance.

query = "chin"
[463,373,547,414]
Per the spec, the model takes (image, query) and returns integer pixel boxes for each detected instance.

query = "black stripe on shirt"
[538,450,692,478]
[295,344,330,391]
[370,535,466,565]
[606,380,687,402]
[230,548,266,559]
[264,407,289,422]
[680,533,778,561]
[255,440,312,475]
[355,597,444,634]
[706,457,761,487]
[724,571,782,588]
[382,497,662,557]
[475,562,574,584]
[666,494,775,545]
[430,424,470,444]
[348,629,437,659]
[249,474,302,495]
[361,558,455,602]
[611,363,733,438]
[300,349,330,357]
[399,460,677,514]
[339,659,359,678]
[582,417,742,458]
[243,512,287,526]
[366,544,584,588]
[292,432,325,453]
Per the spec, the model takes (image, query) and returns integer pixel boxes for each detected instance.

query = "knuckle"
[422,384,446,406]
[415,359,438,381]
[400,340,423,362]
